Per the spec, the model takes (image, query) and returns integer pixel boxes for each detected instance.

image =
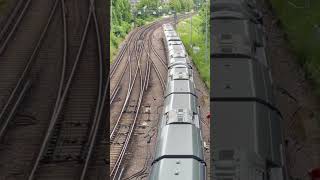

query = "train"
[149,23,206,180]
[211,0,287,179]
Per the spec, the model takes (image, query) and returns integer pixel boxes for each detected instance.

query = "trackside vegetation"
[110,0,132,62]
[110,0,207,63]
[270,0,320,95]
[176,3,210,88]
[110,0,161,62]
[0,0,6,12]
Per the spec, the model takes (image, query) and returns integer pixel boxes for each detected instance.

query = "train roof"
[211,58,274,105]
[162,24,174,31]
[168,58,191,68]
[154,124,203,159]
[150,158,206,180]
[164,94,198,114]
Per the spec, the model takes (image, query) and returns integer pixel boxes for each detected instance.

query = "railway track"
[110,20,172,105]
[0,0,108,179]
[0,0,65,177]
[109,14,193,180]
[110,23,164,180]
[110,27,145,105]
[0,0,57,140]
[110,27,141,79]
[0,0,32,54]
[146,28,166,93]
[109,14,191,103]
[110,29,145,177]
[149,30,167,68]
[27,0,106,179]
[109,21,166,137]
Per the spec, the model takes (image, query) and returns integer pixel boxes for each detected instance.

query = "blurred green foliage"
[168,0,194,12]
[270,0,320,95]
[137,0,160,10]
[110,0,132,62]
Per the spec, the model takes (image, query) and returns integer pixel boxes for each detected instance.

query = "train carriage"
[168,44,187,59]
[168,57,191,69]
[166,64,194,85]
[150,23,206,180]
[211,0,286,179]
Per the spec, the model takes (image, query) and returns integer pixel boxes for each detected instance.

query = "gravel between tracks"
[0,0,108,179]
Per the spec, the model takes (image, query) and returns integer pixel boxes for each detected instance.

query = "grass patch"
[176,14,210,88]
[110,30,129,63]
[270,0,320,95]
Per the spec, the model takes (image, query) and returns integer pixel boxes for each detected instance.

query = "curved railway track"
[110,27,142,79]
[111,56,150,180]
[0,1,66,177]
[0,0,107,179]
[110,24,162,180]
[110,18,181,180]
[146,28,166,93]
[110,21,170,106]
[149,31,167,68]
[27,0,106,179]
[109,14,193,180]
[110,21,167,139]
[110,28,144,105]
[109,14,191,104]
[0,0,58,140]
[0,0,31,54]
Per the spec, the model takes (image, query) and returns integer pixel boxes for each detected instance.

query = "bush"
[135,18,145,26]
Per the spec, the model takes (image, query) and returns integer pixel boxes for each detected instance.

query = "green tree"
[169,0,181,11]
[112,0,132,26]
[184,0,194,11]
[169,0,193,12]
[137,0,160,10]
[111,0,132,37]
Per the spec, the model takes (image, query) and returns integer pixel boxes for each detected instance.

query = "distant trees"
[169,0,194,12]
[137,0,160,10]
[136,0,194,13]
[169,0,181,11]
[112,0,132,25]
[111,0,132,37]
